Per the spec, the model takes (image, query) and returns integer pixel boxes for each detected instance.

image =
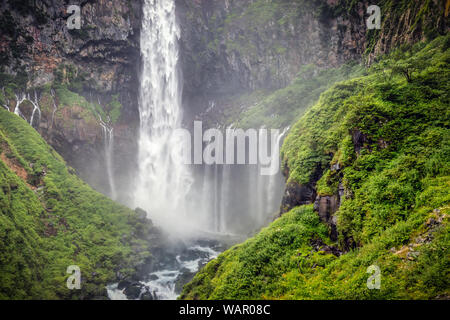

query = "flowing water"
[100,122,116,200]
[134,0,194,232]
[115,0,286,300]
[107,239,225,300]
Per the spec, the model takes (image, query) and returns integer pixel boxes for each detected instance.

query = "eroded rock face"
[176,0,448,121]
[280,181,316,214]
[176,0,368,119]
[313,195,339,240]
[1,0,142,201]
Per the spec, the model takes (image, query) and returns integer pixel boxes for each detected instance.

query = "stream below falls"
[106,236,239,300]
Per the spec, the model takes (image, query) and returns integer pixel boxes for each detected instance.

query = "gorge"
[0,0,448,300]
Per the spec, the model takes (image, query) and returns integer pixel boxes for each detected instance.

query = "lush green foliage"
[181,205,329,299]
[222,63,364,129]
[0,109,158,299]
[181,36,450,299]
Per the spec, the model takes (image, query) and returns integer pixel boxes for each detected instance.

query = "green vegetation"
[226,63,364,129]
[108,94,123,124]
[1,64,123,127]
[0,108,159,299]
[53,64,123,125]
[181,35,450,299]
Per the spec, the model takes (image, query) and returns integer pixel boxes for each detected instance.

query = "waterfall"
[29,90,41,128]
[14,93,26,120]
[219,164,230,233]
[133,0,286,236]
[100,121,117,201]
[134,0,193,230]
[267,127,289,213]
[196,128,288,234]
[50,89,57,128]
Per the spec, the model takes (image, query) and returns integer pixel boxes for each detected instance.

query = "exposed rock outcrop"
[176,0,448,120]
[0,0,142,201]
[281,181,316,214]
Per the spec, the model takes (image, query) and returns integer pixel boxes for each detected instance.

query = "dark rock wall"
[176,0,366,120]
[0,0,143,202]
[176,0,448,121]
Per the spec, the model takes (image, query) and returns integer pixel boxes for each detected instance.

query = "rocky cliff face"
[0,0,143,202]
[176,0,364,119]
[176,0,448,120]
[0,0,447,205]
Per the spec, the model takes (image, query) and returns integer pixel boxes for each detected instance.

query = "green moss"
[0,108,158,299]
[181,35,450,300]
[107,94,122,124]
[221,63,364,130]
[180,205,329,299]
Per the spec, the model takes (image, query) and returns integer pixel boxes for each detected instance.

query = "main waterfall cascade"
[134,0,194,231]
[110,0,288,300]
[134,0,286,235]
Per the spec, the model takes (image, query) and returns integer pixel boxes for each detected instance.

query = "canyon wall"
[0,0,143,202]
[0,0,447,206]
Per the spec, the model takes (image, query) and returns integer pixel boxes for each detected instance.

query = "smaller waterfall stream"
[29,90,41,128]
[14,93,27,120]
[100,121,117,200]
[13,91,41,127]
[191,127,289,235]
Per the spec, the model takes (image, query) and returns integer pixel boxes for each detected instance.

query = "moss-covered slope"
[180,35,450,300]
[0,108,160,299]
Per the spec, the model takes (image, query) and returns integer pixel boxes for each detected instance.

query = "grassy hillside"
[0,108,160,299]
[180,35,450,299]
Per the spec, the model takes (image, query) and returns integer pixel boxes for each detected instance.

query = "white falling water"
[133,0,286,236]
[267,127,289,213]
[50,89,58,128]
[100,121,117,201]
[13,91,41,127]
[29,90,41,128]
[14,93,26,120]
[134,0,193,231]
[198,128,288,234]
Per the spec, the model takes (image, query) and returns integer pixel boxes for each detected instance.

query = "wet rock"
[175,268,196,294]
[123,282,144,300]
[313,194,339,240]
[117,280,132,290]
[148,274,158,281]
[331,162,341,171]
[135,207,152,224]
[352,129,370,155]
[310,238,342,257]
[140,290,155,300]
[280,181,316,214]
